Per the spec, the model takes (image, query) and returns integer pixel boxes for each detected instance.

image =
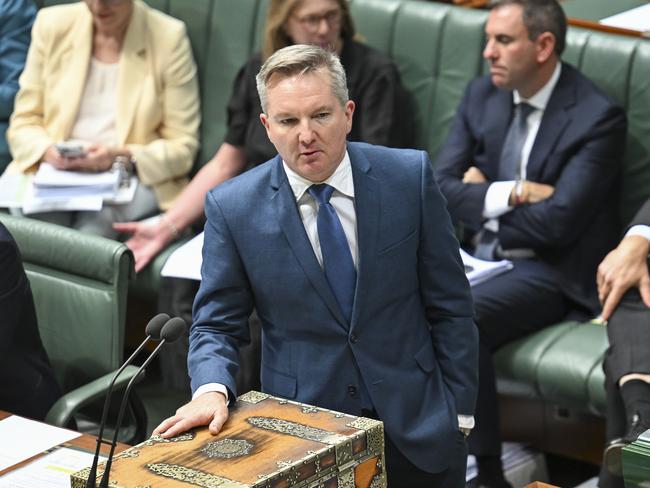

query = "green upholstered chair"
[0,214,144,441]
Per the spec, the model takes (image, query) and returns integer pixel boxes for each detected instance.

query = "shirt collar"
[513,62,562,111]
[283,150,355,202]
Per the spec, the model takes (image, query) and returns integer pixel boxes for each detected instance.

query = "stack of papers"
[0,415,80,472]
[460,248,513,286]
[0,165,138,214]
[33,163,119,199]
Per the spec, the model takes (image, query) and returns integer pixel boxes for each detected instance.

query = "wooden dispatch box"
[71,391,386,487]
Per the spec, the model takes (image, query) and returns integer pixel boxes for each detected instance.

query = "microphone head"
[160,317,187,342]
[145,313,170,340]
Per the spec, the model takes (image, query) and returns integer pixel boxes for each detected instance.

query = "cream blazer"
[6,0,200,210]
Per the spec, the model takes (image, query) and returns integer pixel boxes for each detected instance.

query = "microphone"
[99,317,187,488]
[84,313,169,488]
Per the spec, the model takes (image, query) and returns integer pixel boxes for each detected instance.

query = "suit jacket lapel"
[347,144,379,331]
[526,64,574,181]
[484,89,513,180]
[270,157,349,329]
[116,3,147,144]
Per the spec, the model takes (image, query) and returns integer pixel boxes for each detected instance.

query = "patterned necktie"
[474,102,535,261]
[308,184,356,323]
[498,102,535,181]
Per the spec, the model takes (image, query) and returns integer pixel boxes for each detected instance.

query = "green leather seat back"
[0,214,133,394]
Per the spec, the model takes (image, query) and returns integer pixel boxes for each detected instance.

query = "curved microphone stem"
[84,334,153,488]
[98,339,168,488]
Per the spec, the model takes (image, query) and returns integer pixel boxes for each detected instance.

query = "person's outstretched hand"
[113,218,174,272]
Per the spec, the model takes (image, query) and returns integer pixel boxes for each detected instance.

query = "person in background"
[0,220,60,420]
[5,0,199,238]
[0,0,36,173]
[434,0,626,486]
[597,199,650,488]
[114,0,414,396]
[154,44,477,488]
[115,0,414,271]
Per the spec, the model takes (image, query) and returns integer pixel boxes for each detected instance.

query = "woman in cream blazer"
[6,0,199,234]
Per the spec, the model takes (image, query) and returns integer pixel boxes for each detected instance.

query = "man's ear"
[260,113,270,132]
[536,32,556,64]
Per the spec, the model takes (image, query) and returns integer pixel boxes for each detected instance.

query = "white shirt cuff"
[193,383,230,406]
[458,414,475,429]
[483,181,516,218]
[626,225,650,242]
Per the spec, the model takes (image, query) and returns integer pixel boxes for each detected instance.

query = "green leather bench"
[33,0,650,460]
[0,213,146,441]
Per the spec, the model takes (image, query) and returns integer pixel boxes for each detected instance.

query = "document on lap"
[0,164,137,213]
[460,248,513,286]
[161,231,203,281]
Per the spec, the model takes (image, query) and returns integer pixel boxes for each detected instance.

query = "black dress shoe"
[604,411,650,476]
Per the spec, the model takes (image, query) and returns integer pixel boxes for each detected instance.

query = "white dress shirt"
[483,62,562,224]
[627,225,650,242]
[195,151,474,429]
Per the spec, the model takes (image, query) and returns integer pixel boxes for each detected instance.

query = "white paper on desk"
[460,248,513,287]
[0,174,32,208]
[161,231,204,281]
[0,447,102,488]
[600,4,650,32]
[0,416,80,472]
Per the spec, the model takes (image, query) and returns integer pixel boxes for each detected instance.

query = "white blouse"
[69,57,119,147]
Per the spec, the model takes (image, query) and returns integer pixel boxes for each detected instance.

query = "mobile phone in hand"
[56,142,87,158]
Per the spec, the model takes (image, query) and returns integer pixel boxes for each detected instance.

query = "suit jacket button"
[350,333,358,344]
[347,385,357,397]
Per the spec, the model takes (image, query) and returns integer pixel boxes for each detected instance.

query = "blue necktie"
[308,184,356,323]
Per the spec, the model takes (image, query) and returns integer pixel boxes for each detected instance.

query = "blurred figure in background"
[0,0,36,173]
[5,0,199,238]
[116,0,414,271]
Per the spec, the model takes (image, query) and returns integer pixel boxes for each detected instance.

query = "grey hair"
[256,44,349,113]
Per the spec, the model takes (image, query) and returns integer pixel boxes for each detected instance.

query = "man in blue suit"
[155,45,478,487]
[434,0,626,486]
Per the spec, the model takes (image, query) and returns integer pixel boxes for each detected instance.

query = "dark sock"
[620,380,650,417]
[620,379,650,439]
[476,455,512,487]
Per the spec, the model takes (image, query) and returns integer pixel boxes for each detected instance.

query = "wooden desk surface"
[0,411,129,477]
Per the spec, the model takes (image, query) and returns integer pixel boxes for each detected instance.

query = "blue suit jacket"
[189,142,478,472]
[435,63,626,312]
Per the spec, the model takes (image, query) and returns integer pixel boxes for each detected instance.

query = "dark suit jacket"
[435,63,626,312]
[189,142,478,472]
[631,199,650,227]
[0,222,60,419]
